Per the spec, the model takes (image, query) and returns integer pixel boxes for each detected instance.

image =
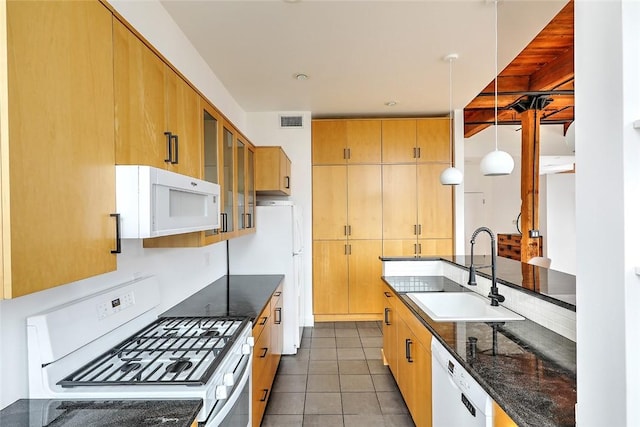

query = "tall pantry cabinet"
[312,120,383,320]
[312,118,454,321]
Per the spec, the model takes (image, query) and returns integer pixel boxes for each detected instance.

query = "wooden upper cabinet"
[346,120,381,163]
[312,120,347,164]
[114,19,166,169]
[416,118,451,163]
[165,69,201,178]
[382,164,417,240]
[312,119,381,165]
[312,166,348,240]
[417,164,453,239]
[382,120,417,163]
[255,146,291,195]
[3,0,117,298]
[114,20,201,179]
[347,165,382,240]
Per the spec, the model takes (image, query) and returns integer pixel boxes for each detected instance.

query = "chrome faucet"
[468,227,505,307]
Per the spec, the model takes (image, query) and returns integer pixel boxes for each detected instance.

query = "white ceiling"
[160,0,567,118]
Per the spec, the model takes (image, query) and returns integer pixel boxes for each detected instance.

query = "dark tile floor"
[261,321,415,427]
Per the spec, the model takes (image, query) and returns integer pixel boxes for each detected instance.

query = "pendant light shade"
[440,166,464,185]
[439,53,463,186]
[481,0,515,177]
[480,149,514,176]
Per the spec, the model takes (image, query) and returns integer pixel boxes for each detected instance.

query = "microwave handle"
[164,132,172,163]
[171,134,179,164]
[110,213,121,254]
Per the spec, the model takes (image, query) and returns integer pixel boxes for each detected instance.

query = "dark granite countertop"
[381,255,576,311]
[383,279,576,427]
[0,399,202,427]
[160,274,284,324]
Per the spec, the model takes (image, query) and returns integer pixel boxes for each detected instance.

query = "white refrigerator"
[228,200,304,354]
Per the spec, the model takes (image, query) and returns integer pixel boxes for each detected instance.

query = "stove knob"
[246,336,255,347]
[215,385,229,400]
[223,373,235,387]
[242,343,251,355]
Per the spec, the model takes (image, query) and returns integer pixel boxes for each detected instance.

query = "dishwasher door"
[431,339,493,427]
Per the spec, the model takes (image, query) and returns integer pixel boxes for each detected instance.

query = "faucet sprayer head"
[468,265,477,286]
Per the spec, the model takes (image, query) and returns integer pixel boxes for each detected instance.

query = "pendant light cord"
[494,0,499,152]
[449,56,453,165]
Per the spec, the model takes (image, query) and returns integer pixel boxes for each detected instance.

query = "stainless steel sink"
[406,292,524,322]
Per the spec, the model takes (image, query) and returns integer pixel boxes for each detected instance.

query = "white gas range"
[26,276,254,426]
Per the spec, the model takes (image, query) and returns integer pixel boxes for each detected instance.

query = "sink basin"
[406,292,524,322]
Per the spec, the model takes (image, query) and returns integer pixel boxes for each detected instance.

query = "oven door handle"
[204,352,252,427]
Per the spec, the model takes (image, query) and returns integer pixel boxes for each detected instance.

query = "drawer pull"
[405,338,413,363]
[384,308,391,326]
[274,291,282,297]
[384,292,392,298]
[260,389,269,402]
[275,307,282,325]
[260,347,268,358]
[259,316,268,326]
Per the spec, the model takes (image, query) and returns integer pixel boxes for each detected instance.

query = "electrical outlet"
[96,291,135,320]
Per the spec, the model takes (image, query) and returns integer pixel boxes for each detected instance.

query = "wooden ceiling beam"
[529,47,574,90]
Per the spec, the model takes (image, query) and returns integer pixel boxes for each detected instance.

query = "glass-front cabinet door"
[236,137,246,231]
[222,125,235,234]
[203,102,221,242]
[246,145,255,230]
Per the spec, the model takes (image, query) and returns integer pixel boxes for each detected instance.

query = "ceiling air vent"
[279,115,304,129]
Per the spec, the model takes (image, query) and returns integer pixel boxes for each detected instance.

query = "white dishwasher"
[431,338,493,427]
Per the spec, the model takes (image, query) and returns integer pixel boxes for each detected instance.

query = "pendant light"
[439,53,463,186]
[480,0,514,176]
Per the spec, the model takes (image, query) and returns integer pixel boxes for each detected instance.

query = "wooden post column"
[520,106,543,262]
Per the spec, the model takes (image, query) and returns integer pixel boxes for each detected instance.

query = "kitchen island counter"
[384,278,577,427]
[0,399,202,427]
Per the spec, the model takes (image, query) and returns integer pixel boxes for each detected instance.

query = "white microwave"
[116,165,220,238]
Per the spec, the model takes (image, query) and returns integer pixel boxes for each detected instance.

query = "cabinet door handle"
[343,148,348,160]
[164,132,172,163]
[259,316,268,326]
[405,338,413,363]
[416,147,421,158]
[418,243,422,255]
[344,244,349,255]
[260,389,269,402]
[414,243,418,255]
[171,134,179,164]
[347,148,351,160]
[344,225,348,236]
[275,307,282,324]
[110,213,121,254]
[246,213,252,228]
[418,224,422,235]
[285,176,290,189]
[348,225,352,236]
[221,213,228,232]
[412,147,417,159]
[259,347,268,358]
[413,224,418,235]
[384,308,391,325]
[274,291,282,297]
[384,292,392,298]
[348,244,352,255]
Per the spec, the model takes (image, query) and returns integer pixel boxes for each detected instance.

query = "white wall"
[0,0,250,409]
[244,112,314,326]
[575,1,640,425]
[544,174,576,274]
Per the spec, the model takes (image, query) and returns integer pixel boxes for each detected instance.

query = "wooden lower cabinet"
[252,284,283,427]
[396,317,432,427]
[382,284,433,427]
[382,286,398,378]
[493,402,518,427]
[313,239,382,320]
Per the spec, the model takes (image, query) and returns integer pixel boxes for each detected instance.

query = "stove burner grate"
[57,316,249,387]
